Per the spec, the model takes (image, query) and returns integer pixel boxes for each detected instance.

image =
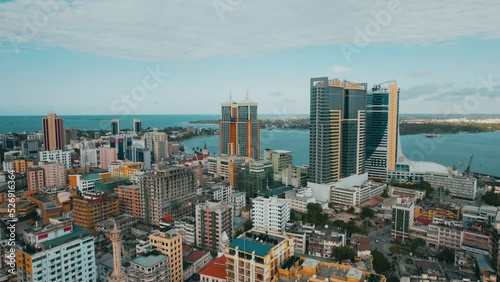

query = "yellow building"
[149,229,183,282]
[112,162,143,179]
[13,159,37,174]
[415,204,461,220]
[72,191,120,229]
[225,228,294,282]
[278,257,386,282]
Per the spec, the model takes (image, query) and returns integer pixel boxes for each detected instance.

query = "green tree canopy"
[332,246,355,262]
[360,207,375,219]
[437,247,455,264]
[372,250,391,274]
[305,203,329,225]
[409,238,426,252]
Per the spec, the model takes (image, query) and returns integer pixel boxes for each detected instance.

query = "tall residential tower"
[42,112,65,151]
[309,78,367,184]
[219,94,260,159]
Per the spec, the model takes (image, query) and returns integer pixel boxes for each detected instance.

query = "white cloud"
[331,65,351,73]
[0,0,499,61]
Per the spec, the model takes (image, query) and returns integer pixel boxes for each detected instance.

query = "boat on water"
[425,134,440,138]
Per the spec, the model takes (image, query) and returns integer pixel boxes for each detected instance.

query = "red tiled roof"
[182,245,193,256]
[185,250,209,263]
[199,256,226,279]
[358,237,370,251]
[416,217,432,225]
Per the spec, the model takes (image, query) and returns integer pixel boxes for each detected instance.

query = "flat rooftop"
[131,253,168,268]
[39,225,90,249]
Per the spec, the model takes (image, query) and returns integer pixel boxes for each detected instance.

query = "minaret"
[203,142,208,155]
[109,221,127,282]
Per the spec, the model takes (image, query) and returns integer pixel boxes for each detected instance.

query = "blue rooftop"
[475,254,495,273]
[229,238,273,257]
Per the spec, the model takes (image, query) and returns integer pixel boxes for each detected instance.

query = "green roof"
[229,238,273,257]
[257,186,293,197]
[131,253,168,268]
[82,173,101,181]
[475,254,494,273]
[40,225,91,249]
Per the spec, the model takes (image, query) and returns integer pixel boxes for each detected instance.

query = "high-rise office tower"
[219,94,260,159]
[309,78,367,184]
[144,131,168,162]
[133,118,142,134]
[110,135,132,160]
[42,112,65,151]
[111,119,120,135]
[366,81,400,179]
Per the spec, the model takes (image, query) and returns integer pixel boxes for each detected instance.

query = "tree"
[409,238,426,252]
[437,247,455,264]
[381,189,389,198]
[372,250,391,274]
[243,219,253,232]
[305,203,329,225]
[332,246,355,262]
[387,275,400,282]
[347,207,355,213]
[360,207,375,219]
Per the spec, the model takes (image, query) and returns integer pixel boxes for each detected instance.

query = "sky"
[0,0,499,115]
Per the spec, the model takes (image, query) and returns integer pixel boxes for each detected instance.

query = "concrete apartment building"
[144,131,168,162]
[16,220,96,282]
[149,229,183,282]
[42,161,66,188]
[140,165,197,225]
[252,196,291,232]
[330,181,385,207]
[392,197,415,241]
[99,147,117,170]
[114,184,144,219]
[308,226,347,258]
[127,252,170,282]
[27,167,44,191]
[72,191,120,229]
[263,149,292,179]
[389,185,426,200]
[175,217,196,245]
[225,228,294,282]
[195,201,233,253]
[424,173,478,201]
[39,150,72,169]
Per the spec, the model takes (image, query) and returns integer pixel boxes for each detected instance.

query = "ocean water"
[1,115,498,176]
[183,130,500,177]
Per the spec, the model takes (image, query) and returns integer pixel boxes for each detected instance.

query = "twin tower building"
[219,78,400,183]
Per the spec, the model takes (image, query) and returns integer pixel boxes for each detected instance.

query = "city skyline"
[1,1,499,115]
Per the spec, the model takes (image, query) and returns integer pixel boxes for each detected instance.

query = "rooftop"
[199,256,226,279]
[185,250,209,263]
[131,252,168,268]
[39,225,90,249]
[82,173,101,181]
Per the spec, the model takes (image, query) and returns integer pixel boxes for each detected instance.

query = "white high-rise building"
[16,220,96,282]
[81,148,99,168]
[39,150,72,169]
[252,196,291,232]
[145,131,168,162]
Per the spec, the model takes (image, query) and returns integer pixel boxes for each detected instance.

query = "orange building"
[72,191,120,229]
[27,167,44,191]
[112,162,143,179]
[114,185,143,219]
[27,193,62,223]
[149,230,183,282]
[415,204,461,220]
[219,96,260,160]
[13,159,37,174]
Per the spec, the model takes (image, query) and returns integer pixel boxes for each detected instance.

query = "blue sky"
[1,0,499,115]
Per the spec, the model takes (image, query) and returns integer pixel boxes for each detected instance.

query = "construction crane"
[464,154,474,177]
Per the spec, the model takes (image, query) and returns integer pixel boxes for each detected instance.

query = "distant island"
[190,117,500,135]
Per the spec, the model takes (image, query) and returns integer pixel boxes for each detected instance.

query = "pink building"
[100,147,117,170]
[28,167,44,191]
[43,162,66,188]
